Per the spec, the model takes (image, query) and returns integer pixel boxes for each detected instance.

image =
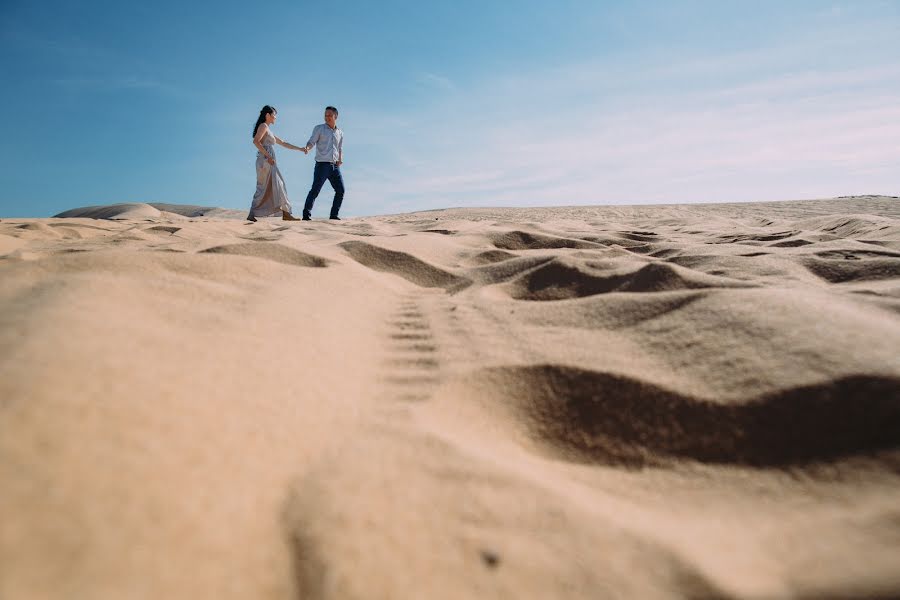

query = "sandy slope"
[1,197,899,599]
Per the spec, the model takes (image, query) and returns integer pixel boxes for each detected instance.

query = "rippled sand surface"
[2,196,899,599]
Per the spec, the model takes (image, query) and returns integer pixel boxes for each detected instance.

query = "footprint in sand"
[380,294,443,402]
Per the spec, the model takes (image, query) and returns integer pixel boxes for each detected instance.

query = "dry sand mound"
[145,225,182,235]
[800,255,900,283]
[200,242,328,268]
[466,255,556,285]
[147,203,245,219]
[2,196,900,599]
[53,202,245,220]
[490,230,603,250]
[439,365,900,467]
[54,202,166,220]
[505,257,755,300]
[339,240,471,291]
[467,249,519,265]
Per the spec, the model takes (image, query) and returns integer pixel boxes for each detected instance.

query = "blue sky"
[1,0,898,218]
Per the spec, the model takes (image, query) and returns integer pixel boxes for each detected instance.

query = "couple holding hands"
[248,105,344,222]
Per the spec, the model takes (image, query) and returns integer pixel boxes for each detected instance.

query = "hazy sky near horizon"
[1,1,899,217]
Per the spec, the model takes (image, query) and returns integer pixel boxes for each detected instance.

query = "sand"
[1,196,899,599]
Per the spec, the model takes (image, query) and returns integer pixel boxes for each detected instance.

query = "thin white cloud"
[417,72,456,92]
[1,18,193,100]
[52,76,182,96]
[347,25,900,214]
[710,65,900,101]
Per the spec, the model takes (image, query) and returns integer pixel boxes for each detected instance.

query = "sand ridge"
[1,196,899,599]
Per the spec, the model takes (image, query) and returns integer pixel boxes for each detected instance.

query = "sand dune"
[2,196,899,599]
[53,202,247,220]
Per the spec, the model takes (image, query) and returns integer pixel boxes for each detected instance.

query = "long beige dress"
[249,128,291,217]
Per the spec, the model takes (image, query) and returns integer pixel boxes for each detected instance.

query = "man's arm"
[336,131,343,166]
[303,125,320,154]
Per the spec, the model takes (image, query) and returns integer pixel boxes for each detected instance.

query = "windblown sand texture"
[2,196,899,599]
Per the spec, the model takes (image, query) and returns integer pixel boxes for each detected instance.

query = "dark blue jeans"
[303,162,344,218]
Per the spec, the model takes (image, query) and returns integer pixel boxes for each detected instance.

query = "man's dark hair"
[325,106,339,116]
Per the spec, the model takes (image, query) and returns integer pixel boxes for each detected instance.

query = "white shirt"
[307,124,343,163]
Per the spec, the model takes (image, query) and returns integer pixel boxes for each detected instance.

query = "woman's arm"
[253,124,274,164]
[274,136,305,151]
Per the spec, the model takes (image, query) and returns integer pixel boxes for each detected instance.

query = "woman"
[248,105,308,221]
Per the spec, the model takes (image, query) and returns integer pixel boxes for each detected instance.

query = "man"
[301,106,344,220]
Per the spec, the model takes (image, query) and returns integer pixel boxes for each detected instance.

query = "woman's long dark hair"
[253,105,276,138]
